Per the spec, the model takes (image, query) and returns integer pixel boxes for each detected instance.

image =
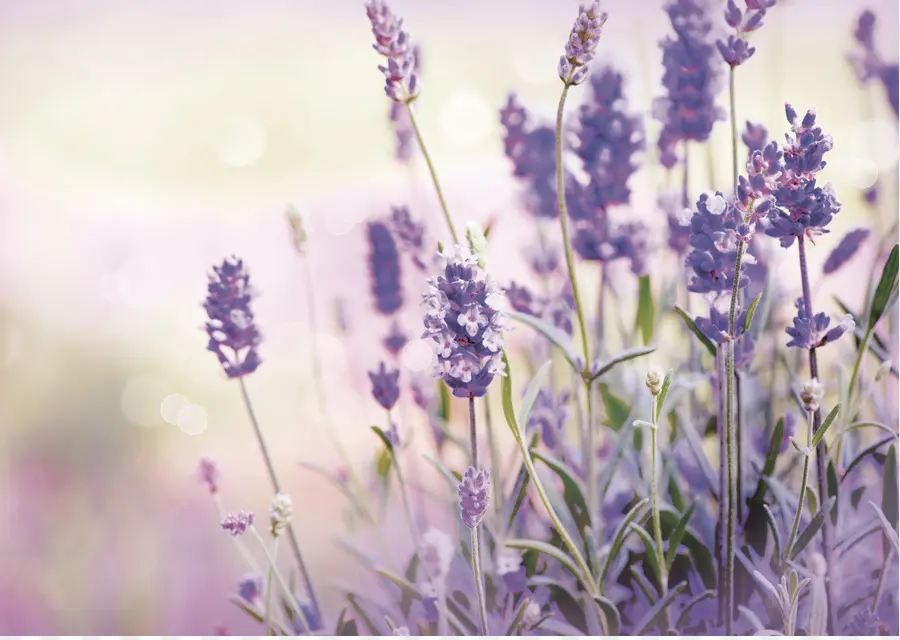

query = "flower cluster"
[653,0,724,168]
[717,0,776,67]
[422,246,507,398]
[683,191,752,296]
[366,0,419,102]
[367,220,404,314]
[848,9,899,115]
[694,305,756,368]
[221,511,254,537]
[238,574,264,604]
[785,298,855,351]
[204,256,262,379]
[457,466,491,528]
[558,2,608,85]
[368,361,401,410]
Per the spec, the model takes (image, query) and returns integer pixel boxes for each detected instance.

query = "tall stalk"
[468,397,490,635]
[648,383,669,627]
[796,237,838,633]
[783,410,814,566]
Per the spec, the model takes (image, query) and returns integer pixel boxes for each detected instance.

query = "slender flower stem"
[249,527,311,635]
[715,345,727,625]
[387,409,419,548]
[238,378,321,623]
[264,537,280,635]
[796,237,838,634]
[783,411,814,567]
[467,396,489,635]
[484,396,502,522]
[729,68,739,194]
[405,102,459,244]
[212,494,261,574]
[649,396,669,605]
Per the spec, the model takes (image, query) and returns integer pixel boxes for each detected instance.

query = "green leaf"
[810,403,840,449]
[674,304,716,357]
[376,448,392,478]
[763,504,782,565]
[229,596,265,623]
[629,565,659,604]
[507,309,582,373]
[505,442,535,531]
[345,594,378,635]
[629,522,662,583]
[401,554,420,617]
[598,382,631,431]
[599,498,649,585]
[882,445,898,554]
[751,418,785,505]
[370,425,395,454]
[532,450,592,542]
[636,275,655,344]
[790,497,836,561]
[438,381,451,424]
[868,501,900,556]
[376,568,422,601]
[676,590,715,629]
[505,539,582,584]
[743,292,763,334]
[660,508,717,590]
[592,596,621,636]
[665,504,696,570]
[805,486,819,516]
[634,581,687,634]
[334,607,358,636]
[592,346,657,380]
[519,359,553,427]
[868,244,899,331]
[841,436,895,482]
[656,372,672,422]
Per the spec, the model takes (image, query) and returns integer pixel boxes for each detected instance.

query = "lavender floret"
[422,245,508,399]
[238,574,264,604]
[742,121,768,153]
[383,322,407,356]
[506,282,541,316]
[204,256,262,379]
[500,95,559,220]
[785,297,855,350]
[368,362,401,410]
[684,191,751,295]
[558,2,608,86]
[221,511,254,537]
[367,221,404,315]
[822,228,871,274]
[390,205,427,270]
[457,466,491,528]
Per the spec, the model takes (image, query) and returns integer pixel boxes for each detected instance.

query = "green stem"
[264,537,280,635]
[405,102,459,244]
[729,68,738,194]
[249,527,311,634]
[783,411,814,567]
[467,397,490,635]
[847,325,874,415]
[650,398,668,599]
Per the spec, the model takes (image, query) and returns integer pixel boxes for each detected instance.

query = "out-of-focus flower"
[269,493,293,537]
[458,466,491,528]
[523,600,543,628]
[204,256,262,379]
[822,228,870,274]
[717,34,755,66]
[420,528,454,581]
[238,574,264,604]
[366,0,419,102]
[844,609,880,635]
[388,45,421,160]
[785,298,854,350]
[716,0,774,67]
[659,191,692,255]
[367,221,404,315]
[198,457,220,494]
[368,362,401,410]
[393,626,410,636]
[558,2,608,85]
[506,282,541,315]
[285,205,308,255]
[496,547,527,592]
[390,205,428,270]
[527,389,570,450]
[694,305,747,344]
[422,245,508,398]
[383,323,407,356]
[221,511,254,537]
[742,121,768,153]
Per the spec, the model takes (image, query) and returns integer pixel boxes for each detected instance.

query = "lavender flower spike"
[422,245,508,398]
[558,2,608,86]
[785,297,855,350]
[458,466,491,528]
[238,574,264,604]
[366,0,419,103]
[221,511,254,536]
[368,362,401,410]
[198,456,220,494]
[204,256,262,379]
[367,221,404,315]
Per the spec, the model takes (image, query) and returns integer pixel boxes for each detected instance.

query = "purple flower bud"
[785,298,855,350]
[506,282,541,316]
[558,2,608,85]
[198,457,220,494]
[367,221,404,315]
[724,0,742,28]
[685,192,750,295]
[238,574,263,604]
[742,121,768,152]
[368,362,401,410]
[823,228,870,274]
[221,511,254,537]
[457,466,491,528]
[383,322,407,356]
[366,1,420,103]
[204,256,262,379]
[717,35,755,66]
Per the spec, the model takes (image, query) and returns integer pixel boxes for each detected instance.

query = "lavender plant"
[189,2,899,637]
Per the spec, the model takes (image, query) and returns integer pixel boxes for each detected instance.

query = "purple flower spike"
[383,322,407,355]
[558,2,609,86]
[390,205,428,270]
[785,298,855,350]
[238,574,263,604]
[198,457,220,494]
[822,228,871,274]
[422,245,508,399]
[368,362,401,410]
[204,256,262,379]
[367,221,404,315]
[684,191,751,296]
[717,35,755,66]
[221,511,254,537]
[458,466,491,528]
[366,0,420,103]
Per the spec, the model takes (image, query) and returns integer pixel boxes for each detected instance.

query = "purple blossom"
[822,228,871,274]
[221,511,254,537]
[848,10,885,85]
[558,2,608,86]
[694,305,748,344]
[388,46,421,160]
[742,121,768,152]
[203,256,262,379]
[716,0,774,67]
[505,282,541,316]
[367,220,404,314]
[457,466,491,528]
[785,297,855,350]
[422,245,508,399]
[527,389,570,450]
[238,574,263,604]
[844,609,880,635]
[390,205,427,270]
[368,362,401,410]
[366,0,419,102]
[659,191,692,255]
[684,191,751,295]
[526,241,561,275]
[383,322,407,355]
[198,457,219,494]
[716,35,755,66]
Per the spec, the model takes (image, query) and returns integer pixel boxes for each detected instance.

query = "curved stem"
[238,378,322,624]
[405,103,459,244]
[783,411,814,567]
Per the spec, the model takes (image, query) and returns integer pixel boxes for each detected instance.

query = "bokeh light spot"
[160,393,190,425]
[439,89,494,148]
[402,338,435,372]
[177,404,209,435]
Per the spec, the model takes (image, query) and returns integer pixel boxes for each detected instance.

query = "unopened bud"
[646,367,664,397]
[800,378,824,412]
[269,493,293,537]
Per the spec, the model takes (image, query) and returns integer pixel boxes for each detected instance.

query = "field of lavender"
[0,0,898,636]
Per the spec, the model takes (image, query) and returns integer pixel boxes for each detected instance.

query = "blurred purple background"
[0,0,897,633]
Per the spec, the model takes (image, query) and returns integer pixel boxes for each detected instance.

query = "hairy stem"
[405,102,459,244]
[783,411,814,567]
[797,237,838,634]
[238,378,321,623]
[468,397,489,635]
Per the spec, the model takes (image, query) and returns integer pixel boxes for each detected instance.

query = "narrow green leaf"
[629,565,659,604]
[345,594,378,635]
[659,509,717,590]
[868,501,900,556]
[845,421,899,438]
[810,403,840,449]
[598,382,631,431]
[841,436,895,482]
[370,425,395,454]
[532,450,592,540]
[334,607,358,636]
[868,244,899,331]
[375,568,422,601]
[763,505,782,565]
[634,581,687,634]
[629,522,662,583]
[519,359,552,427]
[507,309,581,373]
[665,504,696,570]
[592,346,657,380]
[592,596,621,635]
[229,596,265,623]
[790,497,836,560]
[751,418,785,505]
[505,443,534,531]
[438,381,451,424]
[674,304,716,357]
[805,486,819,516]
[882,445,898,552]
[676,590,715,629]
[376,448,392,478]
[743,292,763,334]
[599,498,649,585]
[636,274,655,344]
[656,373,672,420]
[505,539,582,584]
